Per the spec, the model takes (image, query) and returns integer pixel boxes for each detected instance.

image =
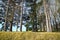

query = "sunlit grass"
[0,32,60,40]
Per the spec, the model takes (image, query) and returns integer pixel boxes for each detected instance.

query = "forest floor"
[0,32,60,40]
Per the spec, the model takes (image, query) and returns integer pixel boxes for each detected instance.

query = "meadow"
[0,32,60,40]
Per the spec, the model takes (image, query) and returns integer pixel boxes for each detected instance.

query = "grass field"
[0,32,60,40]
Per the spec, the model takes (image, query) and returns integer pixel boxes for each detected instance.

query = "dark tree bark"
[32,0,38,32]
[9,0,15,32]
[26,26,29,31]
[4,0,9,31]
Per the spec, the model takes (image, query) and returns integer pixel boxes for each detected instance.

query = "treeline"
[0,0,60,32]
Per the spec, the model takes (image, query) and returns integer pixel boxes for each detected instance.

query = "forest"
[0,0,60,32]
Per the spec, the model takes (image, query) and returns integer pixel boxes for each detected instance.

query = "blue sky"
[12,25,26,31]
[0,23,26,31]
[0,24,2,28]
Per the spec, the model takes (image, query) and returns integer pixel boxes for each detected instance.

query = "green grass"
[0,32,60,40]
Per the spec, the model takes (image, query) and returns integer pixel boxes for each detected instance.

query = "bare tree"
[43,0,52,32]
[4,0,9,31]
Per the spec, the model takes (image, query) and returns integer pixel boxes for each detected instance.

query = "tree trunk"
[4,1,9,31]
[26,26,29,31]
[32,0,38,32]
[20,14,22,32]
[10,21,13,31]
[10,2,15,32]
[16,21,18,32]
[43,0,52,32]
[41,23,44,31]
[54,17,58,31]
[20,0,23,32]
[55,0,58,31]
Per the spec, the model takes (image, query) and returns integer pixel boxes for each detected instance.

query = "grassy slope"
[0,32,60,40]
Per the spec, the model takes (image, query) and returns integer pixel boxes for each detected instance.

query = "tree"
[20,0,23,32]
[31,0,38,32]
[4,0,9,31]
[9,0,16,31]
[43,0,52,32]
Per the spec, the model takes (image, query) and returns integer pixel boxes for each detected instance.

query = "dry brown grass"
[0,32,60,40]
